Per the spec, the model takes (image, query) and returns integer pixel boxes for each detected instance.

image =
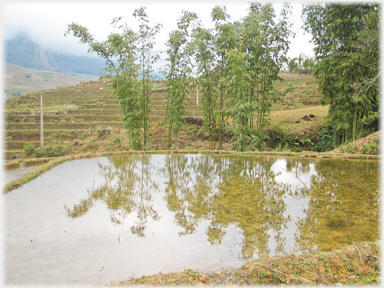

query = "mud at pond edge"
[108,240,380,286]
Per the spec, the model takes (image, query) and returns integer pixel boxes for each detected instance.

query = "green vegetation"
[313,127,334,152]
[109,137,122,149]
[193,25,218,150]
[287,53,316,74]
[34,142,72,158]
[66,6,161,150]
[64,3,296,152]
[283,82,294,96]
[211,5,234,149]
[4,74,378,160]
[43,105,69,113]
[4,4,379,158]
[163,10,198,149]
[362,139,379,155]
[3,4,381,287]
[23,142,36,157]
[303,3,380,147]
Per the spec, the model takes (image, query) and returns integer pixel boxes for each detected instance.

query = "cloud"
[4,3,95,57]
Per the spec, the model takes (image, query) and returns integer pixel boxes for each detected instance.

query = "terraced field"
[4,74,323,159]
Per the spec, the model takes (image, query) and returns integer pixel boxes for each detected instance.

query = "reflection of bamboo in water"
[161,154,290,259]
[64,155,160,237]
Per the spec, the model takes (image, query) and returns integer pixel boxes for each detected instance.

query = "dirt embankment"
[330,131,380,154]
[110,241,380,286]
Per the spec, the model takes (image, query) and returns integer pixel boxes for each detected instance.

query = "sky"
[2,0,315,64]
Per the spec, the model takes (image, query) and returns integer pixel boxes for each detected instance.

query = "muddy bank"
[110,241,380,286]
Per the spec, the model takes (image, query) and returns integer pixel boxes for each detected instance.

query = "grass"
[42,105,69,112]
[269,105,329,135]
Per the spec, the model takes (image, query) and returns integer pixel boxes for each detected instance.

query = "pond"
[4,164,42,184]
[4,154,379,285]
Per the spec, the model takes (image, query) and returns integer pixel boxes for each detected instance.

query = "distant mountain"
[5,34,105,76]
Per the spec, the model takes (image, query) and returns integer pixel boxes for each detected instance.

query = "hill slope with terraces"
[4,74,326,159]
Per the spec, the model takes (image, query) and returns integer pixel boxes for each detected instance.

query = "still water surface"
[4,164,41,184]
[4,154,379,285]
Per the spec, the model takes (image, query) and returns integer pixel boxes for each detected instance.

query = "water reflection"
[6,154,378,285]
[5,164,41,184]
[65,154,379,259]
[64,155,160,237]
[294,159,380,252]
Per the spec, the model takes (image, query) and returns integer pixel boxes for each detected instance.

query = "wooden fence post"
[40,93,44,147]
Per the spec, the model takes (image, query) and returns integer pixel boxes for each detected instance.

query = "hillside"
[5,34,105,76]
[4,64,98,97]
[4,74,329,160]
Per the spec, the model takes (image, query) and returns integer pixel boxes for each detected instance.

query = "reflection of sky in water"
[4,155,379,285]
[271,158,318,190]
[268,158,319,255]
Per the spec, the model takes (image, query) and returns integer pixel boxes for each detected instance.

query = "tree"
[192,26,218,149]
[65,6,161,150]
[287,55,316,74]
[210,5,236,149]
[133,7,162,149]
[302,56,315,74]
[226,47,254,151]
[226,2,293,151]
[163,10,198,148]
[302,3,380,145]
[288,57,298,73]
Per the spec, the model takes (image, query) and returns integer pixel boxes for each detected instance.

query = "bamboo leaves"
[66,3,295,151]
[192,26,218,149]
[66,6,161,150]
[163,10,198,148]
[302,3,380,146]
[224,3,293,151]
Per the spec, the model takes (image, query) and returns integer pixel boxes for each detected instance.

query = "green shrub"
[23,142,35,157]
[276,142,291,152]
[109,136,122,148]
[362,138,379,155]
[34,143,72,158]
[283,82,294,96]
[314,127,334,152]
[339,142,359,154]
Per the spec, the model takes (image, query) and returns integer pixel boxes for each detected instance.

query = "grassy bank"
[110,240,380,286]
